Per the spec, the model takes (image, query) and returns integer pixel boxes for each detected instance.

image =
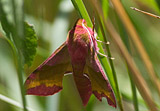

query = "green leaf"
[0,1,13,39]
[23,22,37,66]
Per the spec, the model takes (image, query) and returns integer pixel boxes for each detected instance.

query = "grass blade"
[127,67,139,111]
[106,19,158,111]
[117,15,139,111]
[0,94,34,111]
[11,0,27,110]
[71,0,115,95]
[88,0,158,110]
[71,0,118,109]
[97,1,124,110]
[110,0,160,97]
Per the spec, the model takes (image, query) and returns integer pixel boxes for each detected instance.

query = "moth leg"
[97,51,115,60]
[96,39,110,45]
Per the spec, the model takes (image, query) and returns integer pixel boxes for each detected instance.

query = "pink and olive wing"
[72,62,92,106]
[86,54,116,107]
[25,42,71,96]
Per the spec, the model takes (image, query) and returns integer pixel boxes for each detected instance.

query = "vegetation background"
[0,0,160,111]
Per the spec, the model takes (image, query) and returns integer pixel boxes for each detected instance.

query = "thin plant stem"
[116,14,139,111]
[106,20,158,111]
[0,94,34,111]
[97,18,124,111]
[87,1,124,110]
[127,66,139,111]
[71,0,114,90]
[71,0,118,109]
[11,0,27,111]
[131,7,160,19]
[111,0,160,97]
[88,0,158,110]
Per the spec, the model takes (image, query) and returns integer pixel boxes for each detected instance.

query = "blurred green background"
[0,0,160,111]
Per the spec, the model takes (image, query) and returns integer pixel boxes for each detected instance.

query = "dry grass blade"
[110,0,160,98]
[89,0,158,110]
[131,7,160,19]
[106,20,158,111]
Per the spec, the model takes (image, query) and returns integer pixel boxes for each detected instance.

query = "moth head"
[75,19,87,27]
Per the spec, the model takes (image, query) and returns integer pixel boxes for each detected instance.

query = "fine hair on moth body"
[131,7,160,19]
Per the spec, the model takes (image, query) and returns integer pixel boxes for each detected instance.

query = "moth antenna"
[92,17,96,34]
[97,51,115,60]
[131,7,160,19]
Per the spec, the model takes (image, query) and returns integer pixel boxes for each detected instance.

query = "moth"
[25,19,116,107]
